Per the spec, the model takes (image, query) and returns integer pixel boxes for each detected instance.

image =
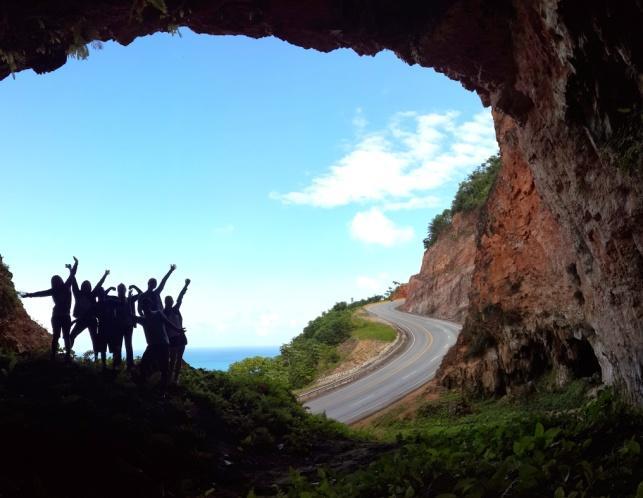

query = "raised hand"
[185,278,191,286]
[73,256,78,264]
[105,269,110,276]
[65,264,72,270]
[170,264,177,271]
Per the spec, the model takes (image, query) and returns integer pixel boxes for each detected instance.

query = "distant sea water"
[182,346,281,371]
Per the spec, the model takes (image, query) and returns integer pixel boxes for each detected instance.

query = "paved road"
[304,300,460,424]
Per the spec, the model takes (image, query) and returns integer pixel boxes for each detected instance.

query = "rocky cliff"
[0,256,49,353]
[403,211,477,322]
[438,112,602,394]
[0,0,641,401]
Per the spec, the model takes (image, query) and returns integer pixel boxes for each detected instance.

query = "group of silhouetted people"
[21,257,190,387]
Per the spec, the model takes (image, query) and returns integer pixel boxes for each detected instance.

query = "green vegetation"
[424,154,501,249]
[0,349,348,498]
[280,379,643,497]
[230,296,389,390]
[2,306,641,497]
[351,316,396,342]
[424,208,454,248]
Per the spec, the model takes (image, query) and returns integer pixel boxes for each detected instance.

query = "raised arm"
[21,289,53,298]
[64,256,79,286]
[156,264,176,294]
[128,284,143,295]
[71,275,80,297]
[93,270,110,294]
[104,286,116,295]
[175,278,191,309]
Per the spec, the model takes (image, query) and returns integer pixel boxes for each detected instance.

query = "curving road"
[304,299,460,424]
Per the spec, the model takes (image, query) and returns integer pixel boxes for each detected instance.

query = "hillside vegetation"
[230,296,392,390]
[0,349,353,498]
[282,379,643,497]
[424,154,501,249]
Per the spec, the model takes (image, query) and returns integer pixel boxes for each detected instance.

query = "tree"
[423,154,501,249]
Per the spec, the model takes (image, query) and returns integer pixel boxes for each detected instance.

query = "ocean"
[182,346,281,371]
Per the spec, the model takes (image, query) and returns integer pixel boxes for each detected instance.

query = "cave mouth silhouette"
[2,1,642,403]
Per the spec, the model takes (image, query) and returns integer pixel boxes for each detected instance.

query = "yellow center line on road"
[327,312,435,404]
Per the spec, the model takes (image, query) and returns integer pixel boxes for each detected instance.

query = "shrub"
[423,154,501,248]
[423,208,453,248]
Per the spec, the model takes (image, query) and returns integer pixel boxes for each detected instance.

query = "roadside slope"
[305,300,459,424]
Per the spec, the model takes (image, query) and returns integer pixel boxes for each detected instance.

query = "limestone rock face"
[403,212,477,323]
[0,257,49,353]
[438,112,602,395]
[0,0,641,400]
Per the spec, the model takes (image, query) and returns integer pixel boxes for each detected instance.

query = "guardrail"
[296,313,410,402]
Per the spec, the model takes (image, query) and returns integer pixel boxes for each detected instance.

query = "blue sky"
[0,30,497,351]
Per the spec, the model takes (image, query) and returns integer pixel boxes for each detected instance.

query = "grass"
[350,315,396,342]
[366,378,594,441]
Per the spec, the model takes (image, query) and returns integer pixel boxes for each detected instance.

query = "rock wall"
[0,0,641,400]
[389,284,408,301]
[0,256,49,353]
[403,211,477,322]
[438,112,602,394]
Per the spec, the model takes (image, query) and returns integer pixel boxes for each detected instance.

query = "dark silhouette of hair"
[51,275,64,289]
[80,280,92,294]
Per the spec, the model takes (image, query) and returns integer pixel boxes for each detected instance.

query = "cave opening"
[570,337,602,380]
[2,1,641,404]
[2,29,498,355]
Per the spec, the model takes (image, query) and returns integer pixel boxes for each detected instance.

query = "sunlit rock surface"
[403,211,477,323]
[0,257,49,352]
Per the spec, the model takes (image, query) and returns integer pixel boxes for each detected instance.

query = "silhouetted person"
[165,278,190,384]
[94,286,118,368]
[69,267,110,361]
[130,264,176,315]
[135,298,184,390]
[21,257,78,360]
[113,283,137,369]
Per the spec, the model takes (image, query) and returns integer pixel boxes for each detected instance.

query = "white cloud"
[272,110,497,209]
[355,272,390,293]
[350,208,414,247]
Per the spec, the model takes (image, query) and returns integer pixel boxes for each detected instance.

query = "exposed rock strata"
[0,257,49,353]
[438,113,602,394]
[0,1,641,400]
[403,212,477,323]
[389,284,408,301]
